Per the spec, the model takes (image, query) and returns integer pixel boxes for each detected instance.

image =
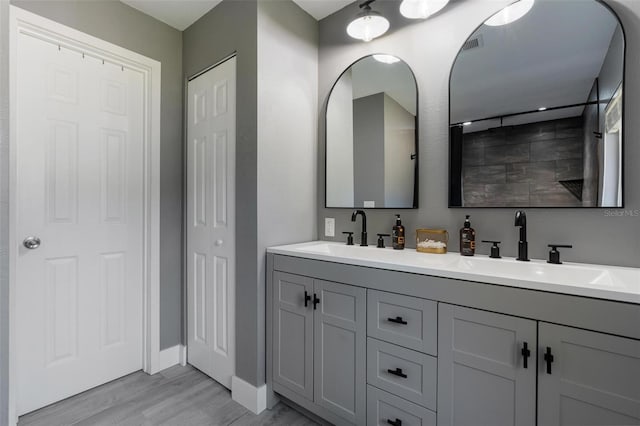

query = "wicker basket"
[416,229,449,254]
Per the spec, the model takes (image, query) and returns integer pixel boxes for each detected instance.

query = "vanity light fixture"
[463,121,472,126]
[485,0,535,26]
[538,107,547,111]
[347,0,390,42]
[373,54,401,64]
[400,0,450,19]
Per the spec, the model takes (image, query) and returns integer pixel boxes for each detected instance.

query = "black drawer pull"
[387,368,407,378]
[387,316,408,325]
[313,293,320,310]
[304,291,311,308]
[544,346,554,374]
[387,419,402,426]
[521,342,531,369]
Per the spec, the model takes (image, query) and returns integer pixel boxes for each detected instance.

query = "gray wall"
[318,0,640,267]
[183,0,260,386]
[9,0,184,349]
[1,0,10,423]
[354,93,385,206]
[257,0,318,386]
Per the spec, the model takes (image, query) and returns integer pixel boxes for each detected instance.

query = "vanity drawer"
[367,385,436,426]
[367,289,437,355]
[367,338,437,410]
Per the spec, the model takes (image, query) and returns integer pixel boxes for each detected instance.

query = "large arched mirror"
[449,0,624,208]
[326,55,418,208]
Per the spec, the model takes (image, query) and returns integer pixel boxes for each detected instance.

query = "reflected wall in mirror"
[449,0,624,208]
[326,55,418,208]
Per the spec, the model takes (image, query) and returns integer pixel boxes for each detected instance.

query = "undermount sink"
[291,241,457,267]
[451,256,616,288]
[269,241,640,303]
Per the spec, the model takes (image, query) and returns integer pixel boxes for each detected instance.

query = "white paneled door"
[187,57,236,388]
[16,33,144,415]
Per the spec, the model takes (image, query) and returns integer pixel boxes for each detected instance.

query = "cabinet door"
[314,280,366,425]
[538,322,640,426]
[438,304,537,426]
[272,272,314,401]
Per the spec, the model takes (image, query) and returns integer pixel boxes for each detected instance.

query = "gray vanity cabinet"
[438,304,640,426]
[272,272,314,400]
[314,280,366,424]
[537,323,640,426]
[437,303,537,426]
[271,271,366,425]
[268,252,640,426]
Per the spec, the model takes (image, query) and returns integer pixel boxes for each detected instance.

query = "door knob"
[214,239,223,247]
[23,236,41,249]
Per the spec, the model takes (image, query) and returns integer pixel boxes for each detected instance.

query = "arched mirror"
[326,54,418,208]
[449,0,624,208]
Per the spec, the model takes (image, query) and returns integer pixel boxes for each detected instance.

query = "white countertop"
[267,241,640,304]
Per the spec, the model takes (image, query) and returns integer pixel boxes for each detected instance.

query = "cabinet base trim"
[232,376,267,414]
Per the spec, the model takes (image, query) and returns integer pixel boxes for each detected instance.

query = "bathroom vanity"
[265,242,640,426]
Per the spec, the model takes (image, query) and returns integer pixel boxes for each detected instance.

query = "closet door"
[187,57,236,388]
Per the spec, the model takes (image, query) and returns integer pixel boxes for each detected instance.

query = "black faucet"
[351,210,368,246]
[514,210,529,261]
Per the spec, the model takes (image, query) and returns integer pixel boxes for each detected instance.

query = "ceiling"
[120,0,354,31]
[291,0,355,20]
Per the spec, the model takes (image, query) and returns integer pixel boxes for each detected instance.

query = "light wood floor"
[18,365,318,426]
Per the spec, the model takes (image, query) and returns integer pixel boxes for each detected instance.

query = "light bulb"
[347,13,390,42]
[373,54,400,64]
[400,0,449,19]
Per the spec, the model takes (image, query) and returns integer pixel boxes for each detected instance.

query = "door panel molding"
[186,57,236,390]
[8,6,161,424]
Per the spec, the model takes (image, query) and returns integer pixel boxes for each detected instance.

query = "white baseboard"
[156,344,184,372]
[231,376,267,414]
[178,344,187,366]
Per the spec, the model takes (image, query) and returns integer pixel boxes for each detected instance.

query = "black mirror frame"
[447,0,627,209]
[324,54,420,209]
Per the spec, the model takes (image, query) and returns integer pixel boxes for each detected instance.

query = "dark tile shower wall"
[462,117,584,207]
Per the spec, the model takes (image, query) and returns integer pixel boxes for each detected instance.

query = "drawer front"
[367,289,437,355]
[367,338,437,410]
[367,385,436,426]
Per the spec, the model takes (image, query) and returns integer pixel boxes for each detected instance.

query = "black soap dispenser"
[392,215,405,250]
[460,215,476,256]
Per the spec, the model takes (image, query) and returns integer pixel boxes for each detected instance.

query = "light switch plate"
[324,217,335,237]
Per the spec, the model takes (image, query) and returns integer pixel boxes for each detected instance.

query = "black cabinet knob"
[387,419,402,426]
